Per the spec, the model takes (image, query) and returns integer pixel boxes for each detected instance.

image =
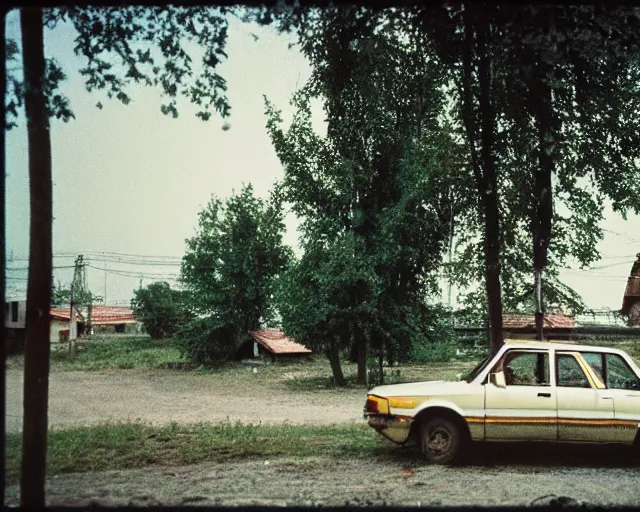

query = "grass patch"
[283,360,478,391]
[4,421,392,484]
[50,335,184,371]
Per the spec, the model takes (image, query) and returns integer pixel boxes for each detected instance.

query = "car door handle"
[537,393,551,398]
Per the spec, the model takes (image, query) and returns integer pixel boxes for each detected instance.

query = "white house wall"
[4,300,27,329]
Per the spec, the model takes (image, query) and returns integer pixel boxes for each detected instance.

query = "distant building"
[454,311,576,341]
[502,312,575,340]
[4,299,27,354]
[82,305,138,333]
[4,300,85,353]
[235,328,312,361]
[50,306,85,344]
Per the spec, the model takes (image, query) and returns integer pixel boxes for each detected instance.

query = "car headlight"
[365,395,390,415]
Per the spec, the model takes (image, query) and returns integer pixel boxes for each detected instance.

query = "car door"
[555,351,616,442]
[601,352,640,443]
[484,349,557,441]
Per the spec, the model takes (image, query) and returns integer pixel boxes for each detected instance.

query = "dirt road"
[5,449,640,507]
[5,366,366,432]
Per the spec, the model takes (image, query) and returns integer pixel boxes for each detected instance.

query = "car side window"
[580,352,604,383]
[605,353,640,391]
[502,351,550,386]
[557,354,591,388]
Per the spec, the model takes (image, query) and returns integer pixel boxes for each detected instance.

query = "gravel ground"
[4,447,640,507]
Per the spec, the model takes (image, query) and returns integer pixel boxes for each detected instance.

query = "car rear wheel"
[419,417,462,465]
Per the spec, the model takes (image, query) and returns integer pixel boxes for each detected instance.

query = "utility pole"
[447,196,455,326]
[68,254,90,353]
[68,255,84,355]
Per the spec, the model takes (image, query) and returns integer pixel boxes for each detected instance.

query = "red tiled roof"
[502,312,575,330]
[249,329,312,355]
[50,307,84,322]
[89,306,137,325]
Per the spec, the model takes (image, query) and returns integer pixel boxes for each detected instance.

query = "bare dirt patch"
[5,365,367,433]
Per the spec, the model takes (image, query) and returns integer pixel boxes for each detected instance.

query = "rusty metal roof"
[249,329,312,355]
[89,306,137,325]
[50,307,85,322]
[502,312,575,330]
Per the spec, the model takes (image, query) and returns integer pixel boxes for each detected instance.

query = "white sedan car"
[365,340,640,464]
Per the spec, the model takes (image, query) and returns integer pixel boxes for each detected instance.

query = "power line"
[587,260,636,270]
[599,254,638,259]
[6,265,77,271]
[8,251,183,262]
[86,264,181,281]
[562,272,630,278]
[601,228,640,243]
[85,258,182,266]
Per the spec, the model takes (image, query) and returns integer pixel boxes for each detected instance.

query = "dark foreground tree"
[18,9,52,507]
[7,6,233,505]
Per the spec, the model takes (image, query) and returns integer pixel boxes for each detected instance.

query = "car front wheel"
[419,417,462,465]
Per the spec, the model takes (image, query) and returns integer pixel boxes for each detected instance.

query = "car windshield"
[462,355,491,383]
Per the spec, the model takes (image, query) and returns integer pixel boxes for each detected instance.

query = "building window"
[11,301,19,323]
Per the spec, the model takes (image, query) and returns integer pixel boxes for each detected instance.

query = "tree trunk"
[328,336,346,387]
[531,49,555,343]
[355,324,368,386]
[534,269,544,341]
[20,8,53,508]
[464,6,504,356]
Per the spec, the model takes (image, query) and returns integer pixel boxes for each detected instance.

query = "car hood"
[368,380,470,398]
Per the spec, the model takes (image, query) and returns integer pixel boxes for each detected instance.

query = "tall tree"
[276,228,379,386]
[179,184,292,364]
[502,5,640,339]
[450,5,640,338]
[265,6,459,381]
[18,9,53,507]
[130,281,192,339]
[420,3,640,348]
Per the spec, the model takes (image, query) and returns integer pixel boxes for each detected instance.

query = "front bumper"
[366,413,413,444]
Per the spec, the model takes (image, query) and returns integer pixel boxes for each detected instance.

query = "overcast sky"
[4,8,639,312]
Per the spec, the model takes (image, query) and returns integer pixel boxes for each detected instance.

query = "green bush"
[175,317,237,366]
[130,281,192,339]
[409,338,457,363]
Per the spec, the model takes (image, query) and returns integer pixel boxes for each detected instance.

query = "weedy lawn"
[4,421,394,485]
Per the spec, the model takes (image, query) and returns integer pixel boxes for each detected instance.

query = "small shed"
[235,329,312,361]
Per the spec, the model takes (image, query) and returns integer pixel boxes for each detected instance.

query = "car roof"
[503,338,627,354]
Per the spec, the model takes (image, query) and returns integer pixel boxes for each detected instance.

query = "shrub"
[130,282,192,339]
[174,317,237,366]
[409,338,457,363]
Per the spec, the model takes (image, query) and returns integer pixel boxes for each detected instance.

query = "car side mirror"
[490,371,506,388]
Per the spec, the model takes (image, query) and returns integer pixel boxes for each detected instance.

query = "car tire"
[419,417,462,465]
